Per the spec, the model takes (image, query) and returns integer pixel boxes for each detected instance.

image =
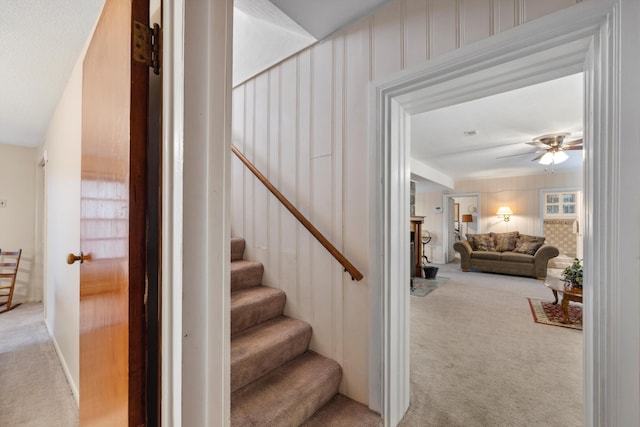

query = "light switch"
[0,200,7,208]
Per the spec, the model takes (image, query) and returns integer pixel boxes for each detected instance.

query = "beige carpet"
[400,263,583,426]
[0,303,78,426]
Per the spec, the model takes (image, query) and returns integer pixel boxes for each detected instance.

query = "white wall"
[230,0,580,403]
[41,53,83,400]
[415,171,581,263]
[0,144,37,302]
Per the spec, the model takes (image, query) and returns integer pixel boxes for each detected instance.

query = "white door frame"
[162,0,233,425]
[370,1,634,425]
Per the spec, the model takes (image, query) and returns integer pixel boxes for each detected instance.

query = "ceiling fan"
[497,132,583,165]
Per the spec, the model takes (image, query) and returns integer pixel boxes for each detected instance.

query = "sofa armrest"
[533,244,560,278]
[453,240,473,270]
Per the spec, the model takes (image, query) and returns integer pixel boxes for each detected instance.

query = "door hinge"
[133,20,161,75]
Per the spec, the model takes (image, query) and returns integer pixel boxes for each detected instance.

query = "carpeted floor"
[0,303,78,426]
[410,277,449,297]
[401,263,583,427]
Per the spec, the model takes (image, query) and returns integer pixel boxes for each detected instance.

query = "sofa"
[453,232,559,279]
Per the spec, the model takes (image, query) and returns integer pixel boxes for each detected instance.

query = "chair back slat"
[0,249,23,313]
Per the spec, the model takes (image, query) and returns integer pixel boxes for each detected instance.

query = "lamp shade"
[496,206,513,215]
[461,214,473,223]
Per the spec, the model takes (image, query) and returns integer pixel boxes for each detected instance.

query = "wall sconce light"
[496,206,513,222]
[461,214,473,236]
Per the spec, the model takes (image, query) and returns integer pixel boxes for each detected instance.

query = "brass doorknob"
[67,252,87,265]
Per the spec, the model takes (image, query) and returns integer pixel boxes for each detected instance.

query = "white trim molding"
[371,1,639,425]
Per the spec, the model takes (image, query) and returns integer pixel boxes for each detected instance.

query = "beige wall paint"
[416,172,582,263]
[41,51,83,400]
[231,0,580,402]
[0,144,37,303]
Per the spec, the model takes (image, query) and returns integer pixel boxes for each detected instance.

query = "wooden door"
[80,0,149,425]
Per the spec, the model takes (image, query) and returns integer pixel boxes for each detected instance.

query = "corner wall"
[41,52,83,400]
[0,144,37,302]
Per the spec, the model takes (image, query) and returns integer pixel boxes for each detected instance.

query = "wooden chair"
[0,249,22,313]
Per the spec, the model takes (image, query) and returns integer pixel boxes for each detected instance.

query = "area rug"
[410,277,448,297]
[527,298,582,330]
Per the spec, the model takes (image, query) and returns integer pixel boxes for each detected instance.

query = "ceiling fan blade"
[496,150,540,159]
[563,146,583,151]
[565,138,583,146]
[531,152,546,161]
[526,141,549,148]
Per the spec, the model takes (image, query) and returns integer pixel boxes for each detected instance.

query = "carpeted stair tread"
[231,259,264,291]
[301,394,382,426]
[231,237,245,261]
[231,316,312,392]
[231,351,342,427]
[231,286,286,336]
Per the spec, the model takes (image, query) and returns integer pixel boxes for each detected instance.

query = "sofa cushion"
[492,232,519,252]
[500,251,535,263]
[513,240,545,255]
[467,233,496,252]
[471,251,501,260]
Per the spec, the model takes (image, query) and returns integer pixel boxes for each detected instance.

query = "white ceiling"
[0,0,105,147]
[411,72,584,191]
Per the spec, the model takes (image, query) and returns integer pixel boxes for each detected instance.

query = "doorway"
[443,193,479,263]
[370,3,622,425]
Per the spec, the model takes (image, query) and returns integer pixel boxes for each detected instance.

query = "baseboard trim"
[45,321,79,407]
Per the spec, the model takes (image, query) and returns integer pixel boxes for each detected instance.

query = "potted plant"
[562,258,583,289]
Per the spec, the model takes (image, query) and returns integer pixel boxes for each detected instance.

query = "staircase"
[230,237,382,426]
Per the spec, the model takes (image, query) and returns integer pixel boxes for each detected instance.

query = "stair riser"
[231,352,342,427]
[231,323,312,392]
[231,290,286,336]
[231,262,264,291]
[231,238,245,261]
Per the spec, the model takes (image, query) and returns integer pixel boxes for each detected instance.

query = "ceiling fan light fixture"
[538,150,569,165]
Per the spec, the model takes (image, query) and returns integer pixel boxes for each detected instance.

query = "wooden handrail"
[231,145,364,281]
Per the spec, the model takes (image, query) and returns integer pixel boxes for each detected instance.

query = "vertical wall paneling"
[523,0,577,23]
[332,34,345,369]
[243,80,256,259]
[343,17,373,402]
[404,0,429,68]
[309,39,335,355]
[311,41,333,159]
[279,58,299,311]
[231,87,245,238]
[267,69,281,289]
[253,74,269,258]
[372,1,403,80]
[310,156,334,354]
[430,0,458,58]
[461,0,493,46]
[496,0,516,33]
[296,50,313,322]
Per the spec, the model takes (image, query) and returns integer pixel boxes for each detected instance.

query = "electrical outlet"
[0,200,7,208]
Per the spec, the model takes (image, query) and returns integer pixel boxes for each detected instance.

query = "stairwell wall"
[230,0,580,404]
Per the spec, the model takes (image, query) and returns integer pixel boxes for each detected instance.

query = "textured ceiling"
[0,0,106,147]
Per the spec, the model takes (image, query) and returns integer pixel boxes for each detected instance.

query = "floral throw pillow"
[467,233,496,252]
[492,232,519,252]
[514,234,546,255]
